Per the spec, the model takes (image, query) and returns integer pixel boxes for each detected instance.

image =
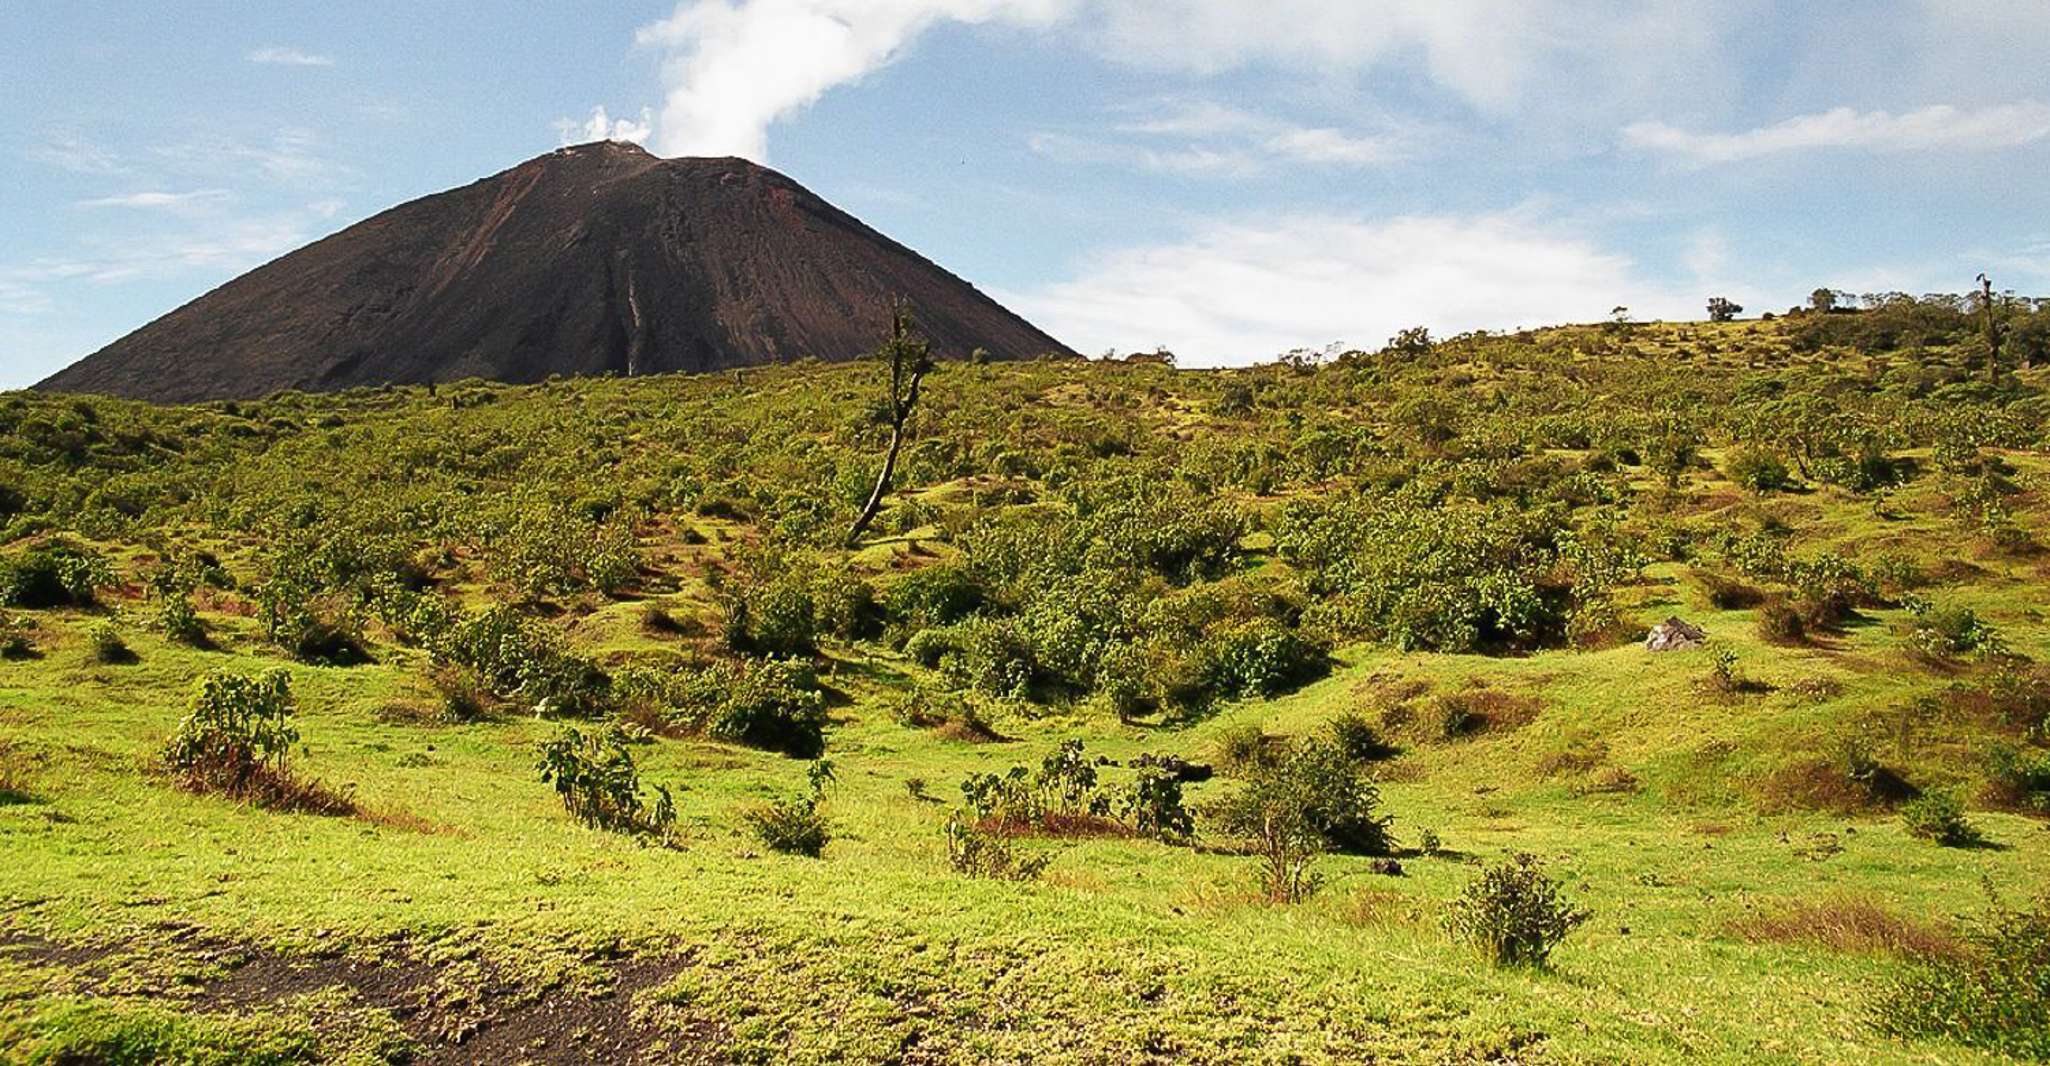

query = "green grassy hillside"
[2,310,2048,1063]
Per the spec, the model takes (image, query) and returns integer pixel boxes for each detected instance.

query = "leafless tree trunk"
[846,308,932,548]
[1978,273,2002,382]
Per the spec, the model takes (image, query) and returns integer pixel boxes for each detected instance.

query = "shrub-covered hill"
[2,310,2048,1063]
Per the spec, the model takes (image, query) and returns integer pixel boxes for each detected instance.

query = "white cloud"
[248,46,334,67]
[1083,1,1557,112]
[25,132,126,175]
[625,1,1743,163]
[1031,100,1419,176]
[74,190,230,212]
[554,106,656,147]
[1004,212,1701,365]
[154,128,341,185]
[1623,102,2050,164]
[635,0,1074,160]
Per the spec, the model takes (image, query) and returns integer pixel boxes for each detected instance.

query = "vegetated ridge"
[37,141,1073,403]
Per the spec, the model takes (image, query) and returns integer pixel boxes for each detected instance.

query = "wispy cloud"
[153,127,343,186]
[1623,102,2050,164]
[1007,210,1701,365]
[553,106,655,147]
[74,190,230,212]
[1031,100,1419,177]
[25,132,126,175]
[248,46,334,67]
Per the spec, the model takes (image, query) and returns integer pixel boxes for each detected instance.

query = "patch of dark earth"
[0,925,724,1064]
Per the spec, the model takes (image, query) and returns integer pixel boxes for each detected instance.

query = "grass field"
[2,316,2048,1063]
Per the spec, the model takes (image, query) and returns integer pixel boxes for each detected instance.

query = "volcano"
[38,142,1072,402]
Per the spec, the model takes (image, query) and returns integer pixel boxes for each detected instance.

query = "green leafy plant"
[161,670,350,813]
[943,809,1051,881]
[1444,853,1592,967]
[87,621,134,665]
[1875,892,2050,1060]
[0,539,115,609]
[1901,790,1983,848]
[534,726,674,839]
[746,760,836,857]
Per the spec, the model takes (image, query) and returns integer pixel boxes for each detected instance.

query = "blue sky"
[6,1,2050,386]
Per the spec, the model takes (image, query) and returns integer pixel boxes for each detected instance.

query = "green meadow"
[2,307,2047,1063]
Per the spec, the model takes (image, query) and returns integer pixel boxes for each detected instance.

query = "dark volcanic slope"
[39,142,1072,402]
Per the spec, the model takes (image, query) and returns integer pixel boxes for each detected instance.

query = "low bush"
[0,612,32,659]
[1696,570,1766,610]
[1755,598,1807,645]
[1726,447,1794,493]
[1905,597,2006,662]
[696,658,829,757]
[1326,710,1396,762]
[1208,738,1395,903]
[891,686,1001,743]
[1212,723,1281,774]
[1984,743,2050,812]
[944,810,1052,881]
[746,760,836,857]
[161,670,352,814]
[534,726,674,839]
[1901,791,1983,847]
[0,539,115,609]
[431,606,610,717]
[1117,764,1195,843]
[716,563,818,657]
[86,621,135,665]
[1875,894,2050,1060]
[1444,853,1592,967]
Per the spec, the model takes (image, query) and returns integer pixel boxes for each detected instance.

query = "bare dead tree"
[846,306,934,548]
[1977,273,2002,382]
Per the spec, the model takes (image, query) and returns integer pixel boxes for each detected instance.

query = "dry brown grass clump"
[1727,895,1960,960]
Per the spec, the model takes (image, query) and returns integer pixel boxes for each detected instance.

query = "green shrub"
[1444,853,1592,967]
[1211,723,1280,775]
[1905,596,2006,662]
[1198,619,1330,699]
[811,570,882,640]
[959,739,1110,832]
[1326,710,1396,762]
[490,503,642,599]
[1756,598,1807,645]
[1208,738,1394,902]
[944,810,1052,881]
[1985,743,2050,812]
[0,612,32,659]
[1901,791,1983,847]
[161,670,348,812]
[746,760,836,857]
[1293,742,1395,855]
[164,670,297,791]
[1725,447,1793,493]
[885,564,984,627]
[152,593,207,647]
[0,539,115,609]
[87,621,134,665]
[666,657,828,757]
[1117,764,1194,843]
[717,565,818,657]
[901,626,957,667]
[534,726,674,839]
[431,606,610,717]
[1875,894,2050,1060]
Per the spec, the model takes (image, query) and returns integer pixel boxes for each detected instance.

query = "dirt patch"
[0,927,714,1065]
